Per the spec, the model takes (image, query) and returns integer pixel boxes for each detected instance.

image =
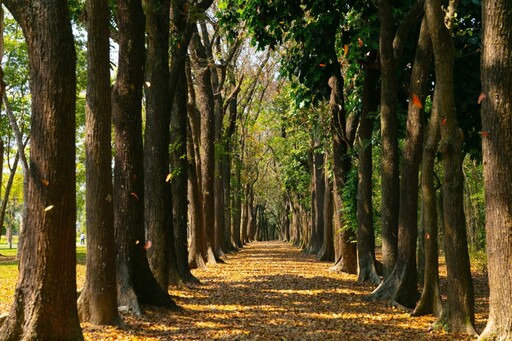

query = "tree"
[425,0,476,334]
[112,0,177,314]
[77,0,120,325]
[143,0,173,289]
[478,0,512,339]
[0,0,82,338]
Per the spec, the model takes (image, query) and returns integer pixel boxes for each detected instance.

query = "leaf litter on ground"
[0,241,488,340]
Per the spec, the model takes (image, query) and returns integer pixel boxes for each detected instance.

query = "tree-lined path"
[80,241,486,340]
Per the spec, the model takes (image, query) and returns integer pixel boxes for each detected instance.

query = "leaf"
[44,205,54,212]
[343,44,348,57]
[144,241,152,250]
[481,131,489,138]
[441,118,447,126]
[319,63,326,67]
[166,173,173,182]
[412,94,423,109]
[477,92,486,104]
[358,37,363,47]
[131,192,140,200]
[41,179,49,186]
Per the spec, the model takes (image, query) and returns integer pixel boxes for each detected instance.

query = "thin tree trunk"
[356,51,380,284]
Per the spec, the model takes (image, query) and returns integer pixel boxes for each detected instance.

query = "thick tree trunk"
[186,57,208,270]
[377,0,400,278]
[190,28,219,264]
[478,0,512,339]
[425,0,476,335]
[372,15,432,309]
[112,0,177,314]
[0,0,82,339]
[77,0,120,325]
[143,0,173,290]
[356,52,380,285]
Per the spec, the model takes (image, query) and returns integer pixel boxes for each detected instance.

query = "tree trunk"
[318,161,334,262]
[377,0,399,278]
[307,142,325,254]
[170,58,199,283]
[143,0,173,291]
[112,0,177,314]
[186,57,208,270]
[425,0,476,334]
[412,18,443,318]
[190,28,219,264]
[0,0,82,339]
[356,51,380,285]
[329,65,357,275]
[77,0,120,325]
[478,0,512,339]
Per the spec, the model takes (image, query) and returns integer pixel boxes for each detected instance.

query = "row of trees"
[0,0,510,340]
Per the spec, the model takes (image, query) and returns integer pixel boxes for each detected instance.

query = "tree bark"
[478,0,512,339]
[425,0,476,334]
[356,51,380,284]
[318,159,334,262]
[329,65,357,275]
[412,17,443,318]
[170,58,199,283]
[112,0,177,314]
[377,0,399,278]
[190,27,220,264]
[77,0,121,325]
[0,0,82,339]
[143,0,173,290]
[186,56,208,270]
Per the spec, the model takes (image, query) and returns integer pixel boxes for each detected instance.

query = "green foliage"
[341,165,358,234]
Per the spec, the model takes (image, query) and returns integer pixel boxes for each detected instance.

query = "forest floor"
[87,240,487,340]
[1,241,487,340]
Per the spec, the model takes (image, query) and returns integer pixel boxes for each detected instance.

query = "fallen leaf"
[412,94,423,109]
[477,92,486,104]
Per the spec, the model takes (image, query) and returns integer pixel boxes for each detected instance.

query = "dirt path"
[83,241,480,340]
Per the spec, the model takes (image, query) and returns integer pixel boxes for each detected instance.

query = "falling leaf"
[145,81,151,88]
[166,173,173,182]
[135,240,140,244]
[105,194,112,202]
[478,92,486,104]
[131,192,140,200]
[144,241,152,250]
[412,94,423,109]
[481,131,489,138]
[177,43,181,49]
[425,233,430,240]
[343,44,349,57]
[279,21,285,24]
[319,63,326,67]
[358,37,363,47]
[41,179,49,186]
[44,205,54,212]
[441,118,447,126]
